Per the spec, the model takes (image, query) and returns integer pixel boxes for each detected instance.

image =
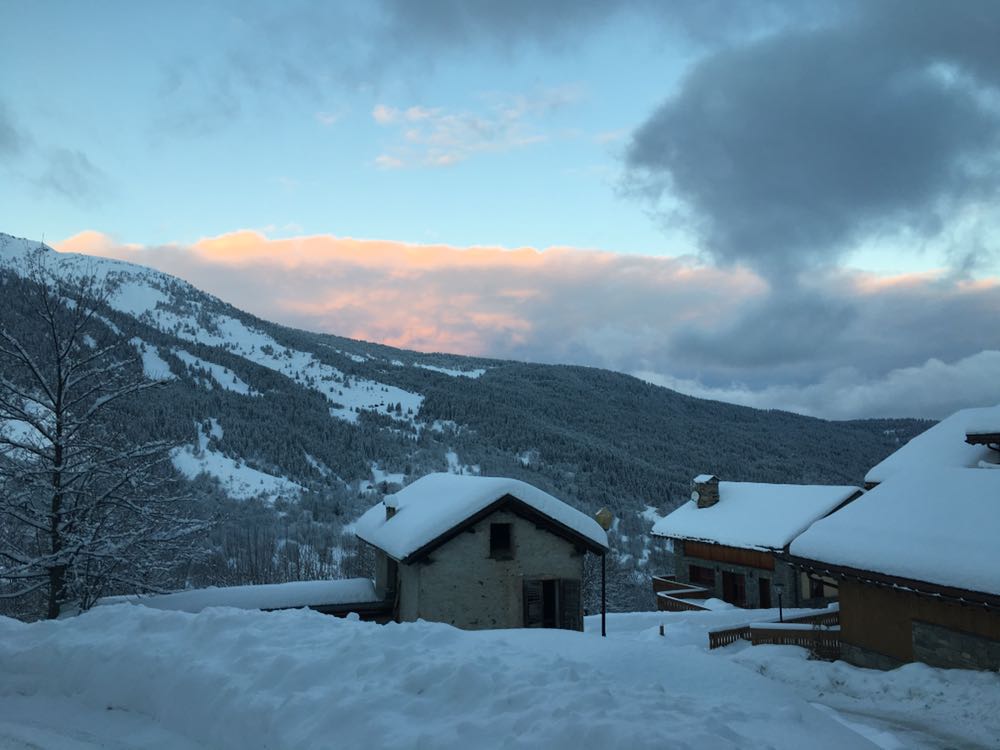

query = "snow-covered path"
[599,611,1000,750]
[0,696,205,749]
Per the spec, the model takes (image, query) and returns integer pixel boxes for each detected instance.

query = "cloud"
[315,108,348,126]
[625,0,1000,280]
[371,88,579,168]
[637,350,1000,421]
[33,148,111,207]
[0,100,29,158]
[147,1,807,138]
[55,229,1000,419]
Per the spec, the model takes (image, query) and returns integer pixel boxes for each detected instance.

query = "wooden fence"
[707,604,840,653]
[749,624,841,660]
[708,624,753,649]
[652,576,712,612]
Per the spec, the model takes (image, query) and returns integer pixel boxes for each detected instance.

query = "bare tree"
[0,254,209,619]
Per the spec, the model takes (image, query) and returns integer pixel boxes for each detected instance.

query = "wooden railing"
[749,624,841,660]
[783,606,839,627]
[653,576,712,612]
[707,603,840,651]
[708,624,753,649]
[656,592,710,612]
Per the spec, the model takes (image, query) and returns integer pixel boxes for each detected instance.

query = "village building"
[354,473,609,631]
[788,404,1000,671]
[651,475,860,610]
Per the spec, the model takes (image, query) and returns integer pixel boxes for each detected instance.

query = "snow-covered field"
[1,607,997,749]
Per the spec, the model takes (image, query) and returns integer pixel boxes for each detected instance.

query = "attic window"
[490,523,513,559]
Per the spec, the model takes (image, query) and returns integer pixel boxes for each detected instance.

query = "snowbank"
[0,606,877,750]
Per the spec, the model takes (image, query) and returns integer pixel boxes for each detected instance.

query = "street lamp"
[774,581,785,623]
[594,507,614,638]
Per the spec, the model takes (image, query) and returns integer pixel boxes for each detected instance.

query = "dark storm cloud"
[625,0,1000,279]
[667,276,1000,386]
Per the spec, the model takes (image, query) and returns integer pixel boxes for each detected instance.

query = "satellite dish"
[691,490,700,502]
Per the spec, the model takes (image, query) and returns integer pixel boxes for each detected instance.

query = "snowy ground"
[1,607,997,749]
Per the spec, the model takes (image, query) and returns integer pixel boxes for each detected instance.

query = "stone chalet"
[354,473,609,631]
[788,404,1000,670]
[651,475,860,610]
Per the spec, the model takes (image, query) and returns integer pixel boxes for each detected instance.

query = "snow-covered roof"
[865,405,1000,484]
[354,473,608,561]
[651,482,861,551]
[97,578,379,613]
[791,468,1000,596]
[693,474,717,483]
[965,410,1000,437]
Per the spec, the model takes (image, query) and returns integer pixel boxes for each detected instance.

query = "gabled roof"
[865,404,1000,485]
[790,468,1000,597]
[354,473,608,562]
[651,482,861,552]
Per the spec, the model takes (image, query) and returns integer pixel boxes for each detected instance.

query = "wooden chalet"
[651,475,860,611]
[788,406,1000,671]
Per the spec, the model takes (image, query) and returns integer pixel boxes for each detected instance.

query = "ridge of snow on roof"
[693,474,717,483]
[651,482,860,551]
[965,408,1000,436]
[97,578,378,613]
[354,473,608,560]
[791,468,1000,596]
[865,405,1000,484]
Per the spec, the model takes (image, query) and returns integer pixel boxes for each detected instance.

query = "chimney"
[384,495,399,520]
[692,474,720,509]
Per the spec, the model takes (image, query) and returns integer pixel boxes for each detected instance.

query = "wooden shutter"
[523,579,543,627]
[559,579,582,631]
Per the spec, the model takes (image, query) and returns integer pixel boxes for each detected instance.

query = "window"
[689,564,715,588]
[490,523,512,558]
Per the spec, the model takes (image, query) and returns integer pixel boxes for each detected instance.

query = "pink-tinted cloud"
[54,229,1000,418]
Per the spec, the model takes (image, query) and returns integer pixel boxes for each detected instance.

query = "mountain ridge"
[0,232,932,608]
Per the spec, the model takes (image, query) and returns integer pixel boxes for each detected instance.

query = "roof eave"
[783,553,1000,608]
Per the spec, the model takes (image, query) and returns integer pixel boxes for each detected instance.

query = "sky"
[2,0,999,420]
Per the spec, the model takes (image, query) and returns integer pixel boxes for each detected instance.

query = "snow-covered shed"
[789,463,1000,671]
[97,578,389,619]
[651,475,860,609]
[354,473,609,631]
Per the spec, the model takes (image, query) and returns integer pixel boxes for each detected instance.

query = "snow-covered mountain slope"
[0,232,931,593]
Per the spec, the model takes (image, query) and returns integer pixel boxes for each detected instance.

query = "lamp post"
[775,581,785,623]
[594,507,614,638]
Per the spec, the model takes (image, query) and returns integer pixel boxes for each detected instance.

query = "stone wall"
[912,620,1000,671]
[840,642,905,671]
[397,509,586,630]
